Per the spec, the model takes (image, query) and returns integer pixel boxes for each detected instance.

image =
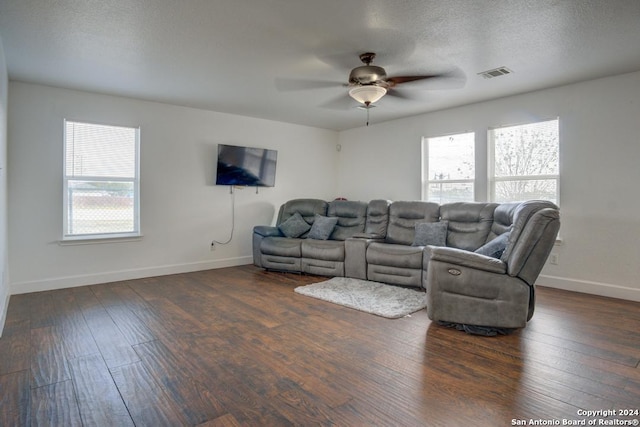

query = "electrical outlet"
[210,241,216,251]
[549,253,558,265]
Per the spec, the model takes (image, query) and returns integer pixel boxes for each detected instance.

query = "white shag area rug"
[294,277,427,319]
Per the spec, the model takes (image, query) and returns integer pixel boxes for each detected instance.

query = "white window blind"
[489,119,559,204]
[422,132,475,203]
[63,120,140,239]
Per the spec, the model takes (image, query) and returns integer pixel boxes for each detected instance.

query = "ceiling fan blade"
[387,75,440,86]
[275,77,344,92]
[385,89,425,101]
[387,67,467,90]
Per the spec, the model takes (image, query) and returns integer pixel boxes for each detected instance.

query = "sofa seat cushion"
[301,239,345,261]
[366,242,424,269]
[260,237,302,257]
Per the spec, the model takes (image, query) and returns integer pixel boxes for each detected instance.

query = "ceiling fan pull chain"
[366,107,370,126]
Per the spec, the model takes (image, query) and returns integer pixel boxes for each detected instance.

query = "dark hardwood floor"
[1,265,639,426]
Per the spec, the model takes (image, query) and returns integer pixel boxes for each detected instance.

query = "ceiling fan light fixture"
[349,85,387,105]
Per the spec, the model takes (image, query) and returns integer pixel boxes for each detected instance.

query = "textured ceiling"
[1,0,640,130]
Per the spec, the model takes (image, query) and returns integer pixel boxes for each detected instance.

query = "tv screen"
[215,144,278,187]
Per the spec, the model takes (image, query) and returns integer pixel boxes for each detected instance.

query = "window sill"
[58,235,143,246]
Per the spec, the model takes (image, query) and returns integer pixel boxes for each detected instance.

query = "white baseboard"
[537,274,640,302]
[10,263,640,304]
[10,256,253,295]
[0,290,9,338]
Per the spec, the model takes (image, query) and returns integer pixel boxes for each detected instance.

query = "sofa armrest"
[345,236,382,279]
[253,225,283,238]
[253,225,283,268]
[428,246,507,274]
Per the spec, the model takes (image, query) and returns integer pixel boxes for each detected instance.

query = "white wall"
[337,71,640,302]
[7,72,640,303]
[8,82,339,294]
[0,37,9,335]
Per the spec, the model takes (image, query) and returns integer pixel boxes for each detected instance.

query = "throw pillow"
[475,232,511,259]
[307,214,339,240]
[412,221,448,247]
[278,212,311,238]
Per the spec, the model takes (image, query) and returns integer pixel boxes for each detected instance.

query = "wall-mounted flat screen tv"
[215,144,278,187]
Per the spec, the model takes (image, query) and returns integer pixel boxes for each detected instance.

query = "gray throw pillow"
[475,232,510,259]
[412,221,448,246]
[307,214,339,240]
[278,212,311,238]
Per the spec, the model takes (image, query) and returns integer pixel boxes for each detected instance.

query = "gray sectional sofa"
[252,198,560,329]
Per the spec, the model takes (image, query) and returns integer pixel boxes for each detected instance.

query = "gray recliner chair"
[425,200,560,330]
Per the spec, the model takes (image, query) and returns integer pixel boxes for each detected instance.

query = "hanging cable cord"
[212,186,235,245]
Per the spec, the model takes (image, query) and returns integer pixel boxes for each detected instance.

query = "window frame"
[487,118,560,205]
[62,119,141,241]
[421,131,476,203]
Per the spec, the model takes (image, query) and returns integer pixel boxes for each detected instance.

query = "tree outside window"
[489,119,559,204]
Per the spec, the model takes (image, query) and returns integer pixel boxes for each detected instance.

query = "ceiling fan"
[276,52,464,110]
[345,52,450,108]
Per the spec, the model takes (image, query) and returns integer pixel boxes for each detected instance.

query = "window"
[422,132,475,203]
[489,119,559,204]
[63,120,140,240]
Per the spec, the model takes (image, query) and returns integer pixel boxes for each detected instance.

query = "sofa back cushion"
[327,200,368,240]
[500,200,559,263]
[487,202,520,242]
[277,199,328,227]
[505,207,560,284]
[440,202,498,251]
[364,199,391,237]
[386,201,440,245]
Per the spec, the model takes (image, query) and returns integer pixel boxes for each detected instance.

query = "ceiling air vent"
[478,67,513,79]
